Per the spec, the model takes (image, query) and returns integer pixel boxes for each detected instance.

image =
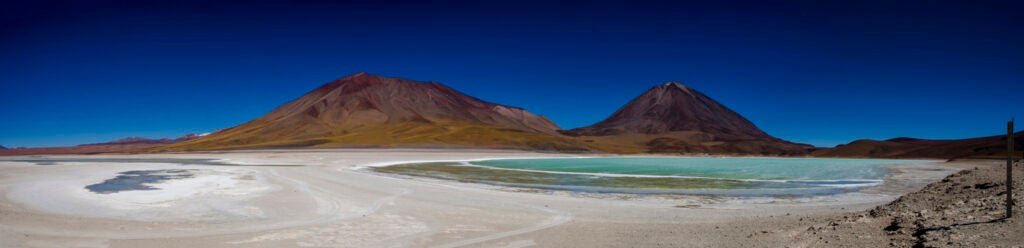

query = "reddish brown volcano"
[564,82,812,155]
[256,72,562,135]
[564,82,772,139]
[160,73,585,151]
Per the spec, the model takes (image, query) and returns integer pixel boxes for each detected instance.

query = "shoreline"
[362,156,944,198]
[0,148,993,247]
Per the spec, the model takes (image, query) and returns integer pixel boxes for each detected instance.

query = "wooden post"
[1008,120,1014,218]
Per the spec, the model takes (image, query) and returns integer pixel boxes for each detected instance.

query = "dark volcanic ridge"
[815,131,1024,159]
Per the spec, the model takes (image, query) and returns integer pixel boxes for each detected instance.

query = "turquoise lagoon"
[373,157,933,196]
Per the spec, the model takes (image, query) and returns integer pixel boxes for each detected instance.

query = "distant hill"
[814,132,1024,159]
[0,134,202,156]
[157,73,587,151]
[0,145,6,150]
[562,82,813,155]
[79,134,202,146]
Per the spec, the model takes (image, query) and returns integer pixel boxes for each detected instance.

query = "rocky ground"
[795,159,1024,247]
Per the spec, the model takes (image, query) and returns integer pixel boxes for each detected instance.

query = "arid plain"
[1,148,988,248]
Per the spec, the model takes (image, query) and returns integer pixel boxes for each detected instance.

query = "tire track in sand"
[431,203,573,248]
[353,165,575,247]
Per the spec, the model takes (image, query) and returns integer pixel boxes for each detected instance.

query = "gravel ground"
[793,159,1024,247]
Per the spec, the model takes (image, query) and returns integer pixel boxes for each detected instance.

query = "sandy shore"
[0,149,978,247]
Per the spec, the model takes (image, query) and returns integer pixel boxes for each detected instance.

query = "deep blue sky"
[2,0,1022,148]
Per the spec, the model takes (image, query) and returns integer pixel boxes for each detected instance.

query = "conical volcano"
[564,82,811,155]
[564,82,771,138]
[159,73,585,151]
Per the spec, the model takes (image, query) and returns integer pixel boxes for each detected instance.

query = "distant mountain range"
[79,134,204,146]
[157,73,808,155]
[814,132,1024,159]
[2,72,1017,159]
[0,134,201,156]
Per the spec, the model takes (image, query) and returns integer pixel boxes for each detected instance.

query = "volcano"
[564,82,812,155]
[159,73,585,151]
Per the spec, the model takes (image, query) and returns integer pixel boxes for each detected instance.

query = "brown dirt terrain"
[792,159,1023,247]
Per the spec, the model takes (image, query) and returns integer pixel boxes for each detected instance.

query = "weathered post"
[1008,120,1014,218]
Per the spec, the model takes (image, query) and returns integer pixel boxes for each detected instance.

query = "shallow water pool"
[373,157,932,196]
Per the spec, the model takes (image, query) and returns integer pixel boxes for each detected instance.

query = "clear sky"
[2,0,1022,148]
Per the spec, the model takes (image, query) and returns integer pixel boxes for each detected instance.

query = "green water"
[372,157,932,196]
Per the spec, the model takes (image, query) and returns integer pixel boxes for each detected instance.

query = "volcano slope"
[159,73,586,152]
[562,82,812,155]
